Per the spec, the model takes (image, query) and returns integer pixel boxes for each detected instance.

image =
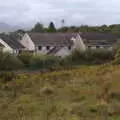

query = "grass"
[0,64,120,119]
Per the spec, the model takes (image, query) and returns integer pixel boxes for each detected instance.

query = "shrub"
[0,72,15,83]
[92,50,112,60]
[113,47,120,64]
[44,55,60,69]
[61,49,112,66]
[0,52,24,70]
[61,50,85,66]
[112,41,120,57]
[108,101,120,116]
[108,91,120,101]
[112,41,120,64]
[30,55,44,69]
[91,50,113,64]
[18,52,33,67]
[30,55,60,69]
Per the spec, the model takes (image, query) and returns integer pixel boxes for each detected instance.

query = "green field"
[0,65,120,120]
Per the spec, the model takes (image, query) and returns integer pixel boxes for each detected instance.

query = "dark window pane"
[96,46,100,48]
[88,46,91,48]
[46,46,50,50]
[68,46,71,50]
[38,46,42,50]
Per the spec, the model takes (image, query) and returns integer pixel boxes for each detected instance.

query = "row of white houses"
[0,32,119,57]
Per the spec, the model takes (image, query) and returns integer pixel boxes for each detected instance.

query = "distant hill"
[0,23,22,33]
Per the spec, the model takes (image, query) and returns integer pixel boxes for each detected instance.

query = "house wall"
[21,34,74,57]
[20,33,35,51]
[72,34,86,52]
[89,46,97,50]
[55,46,73,58]
[35,46,54,55]
[0,38,13,53]
[21,33,114,57]
[87,45,113,51]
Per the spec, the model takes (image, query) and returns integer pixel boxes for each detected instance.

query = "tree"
[16,29,26,34]
[31,22,44,33]
[48,22,56,32]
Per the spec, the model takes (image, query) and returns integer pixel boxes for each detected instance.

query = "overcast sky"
[0,0,120,28]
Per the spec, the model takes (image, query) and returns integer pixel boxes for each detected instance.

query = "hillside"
[0,65,120,120]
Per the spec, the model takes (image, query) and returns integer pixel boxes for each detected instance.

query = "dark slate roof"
[47,46,62,54]
[9,32,24,41]
[0,34,24,49]
[80,32,120,40]
[28,33,74,46]
[80,32,120,46]
[85,39,118,46]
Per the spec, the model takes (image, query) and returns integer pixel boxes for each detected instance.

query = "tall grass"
[0,65,120,119]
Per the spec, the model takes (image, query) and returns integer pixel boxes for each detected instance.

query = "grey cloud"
[0,0,120,28]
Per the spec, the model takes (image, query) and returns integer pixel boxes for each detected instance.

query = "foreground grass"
[0,65,120,120]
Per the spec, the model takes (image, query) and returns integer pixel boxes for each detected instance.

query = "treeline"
[25,22,120,34]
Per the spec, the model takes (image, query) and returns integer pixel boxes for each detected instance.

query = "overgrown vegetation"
[0,48,118,71]
[18,52,33,67]
[1,40,120,71]
[0,65,120,119]
[30,55,60,69]
[61,50,113,66]
[0,45,120,119]
[112,42,120,64]
[0,52,23,70]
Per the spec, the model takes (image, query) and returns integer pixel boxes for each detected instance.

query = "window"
[38,46,42,50]
[46,46,50,50]
[88,46,91,49]
[68,46,71,50]
[96,46,100,48]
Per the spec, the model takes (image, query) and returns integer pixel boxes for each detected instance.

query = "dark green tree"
[48,22,56,32]
[31,22,44,33]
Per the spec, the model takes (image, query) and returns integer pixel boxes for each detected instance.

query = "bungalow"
[79,32,120,50]
[0,34,24,54]
[20,32,120,57]
[0,32,119,57]
[20,33,85,57]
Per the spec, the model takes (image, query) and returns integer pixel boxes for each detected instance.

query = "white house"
[20,33,86,57]
[0,34,24,54]
[19,32,120,57]
[79,32,120,51]
[0,32,119,57]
